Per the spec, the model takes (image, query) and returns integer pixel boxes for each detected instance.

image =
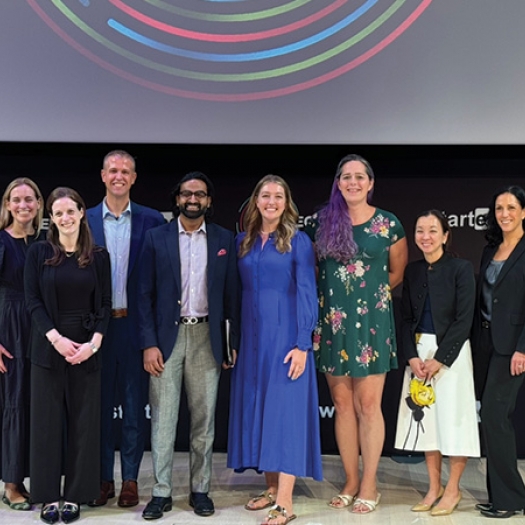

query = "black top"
[0,230,42,291]
[24,241,111,370]
[56,256,95,312]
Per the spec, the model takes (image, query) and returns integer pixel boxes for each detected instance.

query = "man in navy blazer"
[138,172,239,520]
[87,150,165,508]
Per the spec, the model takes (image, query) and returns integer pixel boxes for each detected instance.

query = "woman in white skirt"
[395,210,479,516]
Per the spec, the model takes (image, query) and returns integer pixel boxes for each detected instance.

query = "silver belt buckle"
[183,316,198,325]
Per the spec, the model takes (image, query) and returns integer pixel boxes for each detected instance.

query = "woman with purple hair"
[305,154,407,514]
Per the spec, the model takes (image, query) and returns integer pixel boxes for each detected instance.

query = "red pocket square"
[217,248,227,256]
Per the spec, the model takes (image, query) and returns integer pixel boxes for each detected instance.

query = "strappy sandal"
[262,505,297,525]
[328,493,355,509]
[245,490,275,511]
[352,492,381,514]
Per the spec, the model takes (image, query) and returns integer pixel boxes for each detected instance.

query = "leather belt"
[481,320,490,329]
[111,308,128,318]
[180,315,209,325]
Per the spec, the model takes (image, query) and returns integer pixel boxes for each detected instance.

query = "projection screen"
[2,0,524,144]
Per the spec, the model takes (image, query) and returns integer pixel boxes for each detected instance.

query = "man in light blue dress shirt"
[138,172,240,520]
[87,150,165,508]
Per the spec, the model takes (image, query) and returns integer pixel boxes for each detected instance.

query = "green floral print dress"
[305,208,405,377]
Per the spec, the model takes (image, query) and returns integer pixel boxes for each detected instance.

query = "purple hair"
[315,154,375,262]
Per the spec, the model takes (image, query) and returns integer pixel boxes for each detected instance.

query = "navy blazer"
[24,241,111,371]
[473,236,525,356]
[87,201,165,335]
[137,220,240,366]
[401,253,475,367]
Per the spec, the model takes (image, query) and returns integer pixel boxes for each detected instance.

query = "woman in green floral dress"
[305,154,407,514]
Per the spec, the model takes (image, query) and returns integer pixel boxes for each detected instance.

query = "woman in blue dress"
[0,178,44,511]
[228,175,322,525]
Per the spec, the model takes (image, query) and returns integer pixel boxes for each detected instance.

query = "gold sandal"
[262,505,297,525]
[245,490,275,511]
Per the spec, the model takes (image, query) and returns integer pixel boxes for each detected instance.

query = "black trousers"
[30,362,100,503]
[479,326,525,510]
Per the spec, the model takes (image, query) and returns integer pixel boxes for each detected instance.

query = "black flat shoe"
[142,496,173,520]
[480,508,524,519]
[189,492,215,517]
[61,502,80,524]
[40,503,60,524]
[476,503,493,512]
[2,492,31,511]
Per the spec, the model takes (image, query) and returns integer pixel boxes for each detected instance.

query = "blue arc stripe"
[108,0,378,63]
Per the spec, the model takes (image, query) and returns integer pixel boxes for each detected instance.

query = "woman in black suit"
[24,187,111,524]
[473,185,525,518]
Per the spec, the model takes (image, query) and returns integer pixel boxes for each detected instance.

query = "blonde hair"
[0,177,44,235]
[239,175,298,257]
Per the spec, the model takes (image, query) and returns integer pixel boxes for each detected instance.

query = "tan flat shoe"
[411,486,445,512]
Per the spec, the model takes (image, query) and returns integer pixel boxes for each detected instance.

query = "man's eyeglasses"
[179,190,208,199]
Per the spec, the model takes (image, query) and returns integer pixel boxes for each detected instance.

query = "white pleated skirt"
[395,334,480,457]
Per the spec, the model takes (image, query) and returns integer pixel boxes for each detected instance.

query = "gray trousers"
[149,322,220,496]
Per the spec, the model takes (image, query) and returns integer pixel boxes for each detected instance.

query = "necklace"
[65,251,76,258]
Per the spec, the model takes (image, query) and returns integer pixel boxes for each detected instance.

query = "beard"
[179,203,207,220]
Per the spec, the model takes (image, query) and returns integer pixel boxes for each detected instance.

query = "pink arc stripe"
[108,0,347,43]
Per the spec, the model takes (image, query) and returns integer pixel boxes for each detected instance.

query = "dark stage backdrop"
[1,143,525,456]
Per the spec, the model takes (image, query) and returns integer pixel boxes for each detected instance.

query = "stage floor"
[0,452,522,524]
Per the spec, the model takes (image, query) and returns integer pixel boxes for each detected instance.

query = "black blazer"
[473,236,525,356]
[138,220,240,365]
[24,241,112,370]
[401,252,475,367]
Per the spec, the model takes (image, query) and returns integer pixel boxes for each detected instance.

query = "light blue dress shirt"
[102,199,131,309]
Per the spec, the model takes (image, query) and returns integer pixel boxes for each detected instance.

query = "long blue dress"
[227,231,322,481]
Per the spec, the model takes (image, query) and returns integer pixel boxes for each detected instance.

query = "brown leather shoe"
[87,481,115,507]
[118,480,139,507]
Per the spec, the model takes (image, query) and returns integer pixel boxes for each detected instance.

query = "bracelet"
[51,335,62,346]
[89,341,99,354]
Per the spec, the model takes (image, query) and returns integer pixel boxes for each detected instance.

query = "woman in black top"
[25,187,111,524]
[0,178,44,511]
[472,186,525,518]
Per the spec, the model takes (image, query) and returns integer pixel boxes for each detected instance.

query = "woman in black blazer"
[472,186,525,518]
[395,210,479,516]
[24,187,111,524]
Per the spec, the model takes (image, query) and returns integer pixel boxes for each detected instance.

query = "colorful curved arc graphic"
[43,0,405,80]
[27,0,433,101]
